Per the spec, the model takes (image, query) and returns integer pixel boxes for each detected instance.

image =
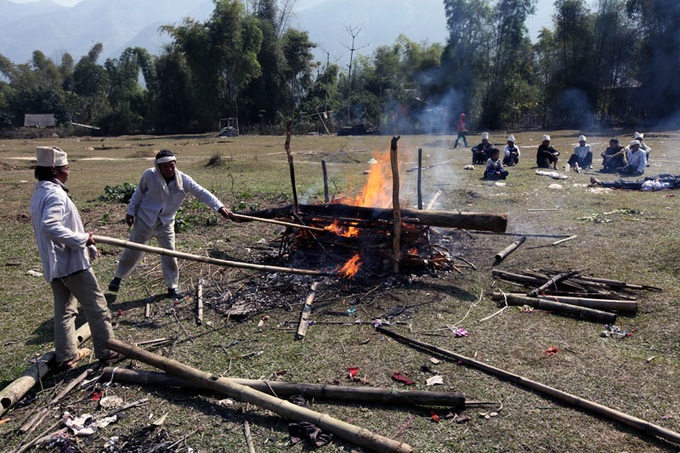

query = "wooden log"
[491,293,617,323]
[390,136,402,274]
[296,282,319,340]
[376,327,680,446]
[106,339,413,453]
[527,270,581,297]
[491,293,638,313]
[239,203,508,233]
[93,235,330,277]
[494,235,526,264]
[417,148,423,210]
[99,367,466,408]
[0,324,91,417]
[322,160,329,203]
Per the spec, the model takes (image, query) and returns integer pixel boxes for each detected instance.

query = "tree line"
[0,0,678,136]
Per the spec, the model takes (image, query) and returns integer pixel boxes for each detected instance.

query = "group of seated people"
[471,131,652,181]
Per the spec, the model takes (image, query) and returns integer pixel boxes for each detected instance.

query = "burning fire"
[350,151,399,208]
[338,253,362,278]
[324,219,360,238]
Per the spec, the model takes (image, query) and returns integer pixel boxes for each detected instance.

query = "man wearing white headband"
[30,146,119,368]
[108,149,233,299]
[567,135,593,171]
[616,140,646,177]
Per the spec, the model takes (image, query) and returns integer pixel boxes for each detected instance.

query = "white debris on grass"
[464,165,475,170]
[587,187,612,194]
[548,183,563,190]
[536,170,568,180]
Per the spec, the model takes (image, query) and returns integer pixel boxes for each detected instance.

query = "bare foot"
[590,176,600,185]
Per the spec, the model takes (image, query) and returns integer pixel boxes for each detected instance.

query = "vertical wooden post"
[284,121,299,213]
[390,136,401,274]
[417,148,423,210]
[322,160,329,203]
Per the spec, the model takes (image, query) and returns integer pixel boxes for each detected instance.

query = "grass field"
[0,130,678,452]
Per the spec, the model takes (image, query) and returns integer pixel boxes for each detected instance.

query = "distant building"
[24,114,56,127]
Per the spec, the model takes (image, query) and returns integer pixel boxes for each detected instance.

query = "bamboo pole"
[93,235,330,277]
[322,160,329,203]
[196,279,204,325]
[231,213,326,233]
[527,270,581,297]
[490,293,637,313]
[376,327,680,446]
[106,339,412,452]
[0,323,91,417]
[494,235,526,263]
[493,293,617,323]
[296,282,319,340]
[390,136,401,274]
[99,367,466,408]
[284,121,299,213]
[417,148,423,210]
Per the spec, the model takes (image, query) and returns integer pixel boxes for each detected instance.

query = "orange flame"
[338,253,362,278]
[350,151,399,208]
[324,219,360,238]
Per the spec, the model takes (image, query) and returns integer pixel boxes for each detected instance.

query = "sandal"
[99,351,125,365]
[57,348,92,370]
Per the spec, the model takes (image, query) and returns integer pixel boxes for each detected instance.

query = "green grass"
[0,131,678,452]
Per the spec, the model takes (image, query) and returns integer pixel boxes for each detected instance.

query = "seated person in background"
[503,135,520,166]
[616,140,646,176]
[472,132,494,164]
[567,135,592,171]
[590,174,679,191]
[536,134,560,169]
[600,138,626,173]
[484,148,509,180]
[634,132,651,164]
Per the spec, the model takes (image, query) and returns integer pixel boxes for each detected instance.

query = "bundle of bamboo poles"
[491,268,662,322]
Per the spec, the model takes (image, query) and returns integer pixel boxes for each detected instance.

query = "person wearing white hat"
[108,149,234,299]
[502,134,520,166]
[616,140,646,176]
[536,135,560,169]
[471,132,494,164]
[633,132,651,165]
[567,134,593,171]
[30,146,118,368]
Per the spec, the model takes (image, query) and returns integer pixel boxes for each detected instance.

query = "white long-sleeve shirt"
[572,144,591,159]
[626,149,647,174]
[127,166,224,227]
[30,180,93,282]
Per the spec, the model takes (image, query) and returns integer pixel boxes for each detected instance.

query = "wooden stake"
[494,235,526,264]
[106,339,413,452]
[284,121,299,213]
[99,367,466,408]
[296,282,319,340]
[376,327,680,446]
[93,235,330,277]
[390,136,401,274]
[322,160,329,203]
[196,279,204,325]
[417,148,423,210]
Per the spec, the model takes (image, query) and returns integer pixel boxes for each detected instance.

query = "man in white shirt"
[567,135,593,171]
[30,146,117,368]
[617,140,646,176]
[108,150,233,299]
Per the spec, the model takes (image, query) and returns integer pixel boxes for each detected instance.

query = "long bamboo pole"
[493,293,617,323]
[390,136,401,274]
[322,160,329,203]
[490,293,638,313]
[231,213,326,233]
[417,148,423,210]
[93,235,330,277]
[494,235,526,263]
[376,327,680,446]
[0,323,91,417]
[106,339,412,452]
[284,121,299,213]
[99,367,466,408]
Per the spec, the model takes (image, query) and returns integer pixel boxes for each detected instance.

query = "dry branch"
[231,213,326,232]
[99,367,466,408]
[107,339,413,452]
[494,235,526,263]
[376,327,680,446]
[93,235,330,277]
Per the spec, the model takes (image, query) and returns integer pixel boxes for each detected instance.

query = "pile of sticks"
[490,268,662,323]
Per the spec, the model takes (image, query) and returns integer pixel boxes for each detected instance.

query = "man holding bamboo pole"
[108,149,234,299]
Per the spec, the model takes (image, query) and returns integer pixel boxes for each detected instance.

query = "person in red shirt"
[453,113,468,148]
